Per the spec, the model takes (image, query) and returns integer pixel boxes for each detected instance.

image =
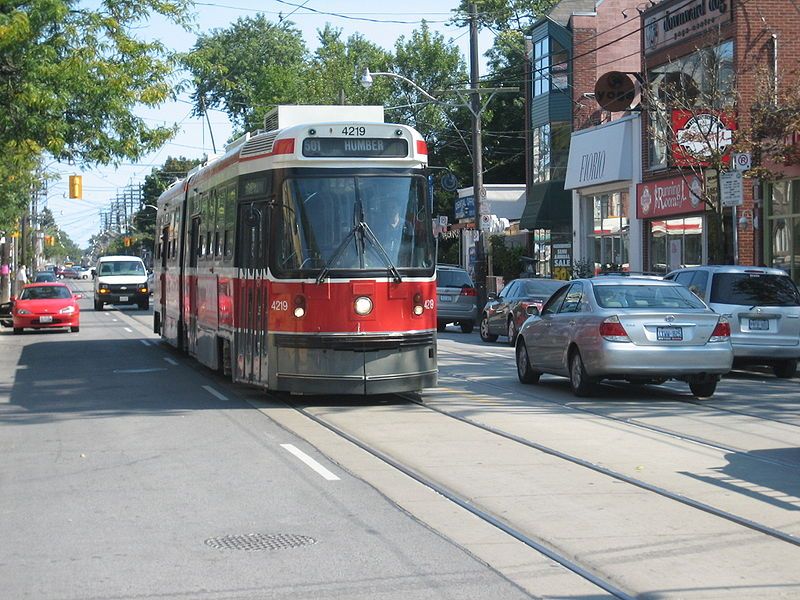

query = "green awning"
[519,180,572,230]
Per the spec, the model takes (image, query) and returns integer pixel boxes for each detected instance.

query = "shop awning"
[519,180,572,230]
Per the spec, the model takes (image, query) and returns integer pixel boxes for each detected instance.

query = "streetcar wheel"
[569,350,594,397]
[480,314,498,342]
[516,341,540,384]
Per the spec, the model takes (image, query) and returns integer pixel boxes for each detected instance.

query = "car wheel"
[479,314,498,342]
[139,299,149,310]
[773,359,797,379]
[70,326,80,333]
[13,327,22,335]
[516,341,541,384]
[689,379,717,398]
[569,350,594,397]
[460,321,474,334]
[507,319,518,346]
[94,300,103,311]
[437,322,447,332]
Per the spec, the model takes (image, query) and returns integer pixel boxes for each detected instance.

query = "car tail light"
[599,315,630,342]
[461,286,477,297]
[709,318,731,342]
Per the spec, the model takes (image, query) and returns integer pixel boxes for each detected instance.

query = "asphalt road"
[2,281,799,599]
[0,283,536,600]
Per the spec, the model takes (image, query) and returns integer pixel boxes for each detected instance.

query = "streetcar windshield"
[274,174,434,277]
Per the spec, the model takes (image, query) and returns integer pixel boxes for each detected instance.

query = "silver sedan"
[515,277,733,398]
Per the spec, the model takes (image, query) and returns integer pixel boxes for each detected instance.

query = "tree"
[0,0,192,230]
[183,15,310,133]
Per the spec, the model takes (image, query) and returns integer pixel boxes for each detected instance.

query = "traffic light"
[124,236,132,247]
[68,175,82,199]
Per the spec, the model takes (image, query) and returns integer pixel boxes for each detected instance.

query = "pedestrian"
[15,264,27,295]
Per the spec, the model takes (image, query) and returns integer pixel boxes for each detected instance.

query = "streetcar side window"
[224,185,236,260]
[236,202,268,270]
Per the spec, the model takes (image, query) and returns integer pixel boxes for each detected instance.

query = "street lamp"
[360,64,517,306]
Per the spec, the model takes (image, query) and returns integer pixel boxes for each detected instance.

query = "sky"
[46,1,496,248]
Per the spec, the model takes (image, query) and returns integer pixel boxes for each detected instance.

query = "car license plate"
[749,318,769,330]
[657,326,683,341]
[439,295,453,302]
[40,315,53,323]
[120,296,129,302]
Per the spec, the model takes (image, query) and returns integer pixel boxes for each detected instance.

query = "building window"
[532,123,551,182]
[647,41,734,169]
[532,122,570,183]
[766,180,800,283]
[532,37,569,97]
[586,192,629,272]
[648,217,704,274]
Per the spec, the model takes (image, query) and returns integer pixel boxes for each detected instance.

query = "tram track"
[437,347,800,469]
[271,388,800,599]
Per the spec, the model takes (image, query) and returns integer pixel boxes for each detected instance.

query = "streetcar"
[153,105,438,395]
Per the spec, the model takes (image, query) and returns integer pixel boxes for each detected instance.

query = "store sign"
[637,175,704,219]
[671,110,736,167]
[644,0,731,56]
[565,117,634,189]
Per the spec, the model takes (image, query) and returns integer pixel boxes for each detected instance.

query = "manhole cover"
[204,533,317,552]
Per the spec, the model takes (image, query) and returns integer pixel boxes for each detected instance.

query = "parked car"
[60,268,80,279]
[480,278,564,345]
[11,283,82,334]
[514,277,733,398]
[34,271,57,282]
[0,300,11,327]
[665,265,800,377]
[436,264,477,333]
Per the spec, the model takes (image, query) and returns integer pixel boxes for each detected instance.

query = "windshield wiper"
[315,222,360,284]
[361,221,402,283]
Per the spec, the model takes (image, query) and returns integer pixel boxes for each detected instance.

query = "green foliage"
[489,234,524,281]
[183,15,311,132]
[0,0,192,225]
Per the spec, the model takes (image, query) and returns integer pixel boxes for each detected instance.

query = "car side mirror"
[487,292,498,301]
[526,305,540,317]
[73,293,84,300]
[10,295,16,302]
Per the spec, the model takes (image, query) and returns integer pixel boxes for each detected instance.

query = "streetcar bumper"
[272,332,438,395]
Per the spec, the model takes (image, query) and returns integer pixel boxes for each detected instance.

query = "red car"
[12,283,82,334]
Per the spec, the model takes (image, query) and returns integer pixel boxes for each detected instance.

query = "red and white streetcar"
[153,106,438,395]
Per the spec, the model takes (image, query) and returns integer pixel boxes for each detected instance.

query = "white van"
[94,255,149,310]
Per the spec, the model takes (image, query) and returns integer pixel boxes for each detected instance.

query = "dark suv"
[666,265,800,377]
[436,264,477,333]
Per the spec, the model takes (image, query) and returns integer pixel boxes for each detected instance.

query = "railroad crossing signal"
[68,175,83,199]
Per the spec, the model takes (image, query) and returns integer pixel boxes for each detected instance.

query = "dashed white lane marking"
[281,444,340,481]
[163,358,178,366]
[124,327,133,333]
[203,385,229,402]
[113,368,167,374]
[140,340,152,346]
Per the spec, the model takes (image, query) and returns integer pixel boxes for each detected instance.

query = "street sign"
[720,171,743,207]
[479,214,491,231]
[732,152,752,171]
[441,172,458,192]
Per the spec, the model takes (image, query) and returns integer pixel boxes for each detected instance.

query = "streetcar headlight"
[354,296,373,316]
[412,292,424,315]
[293,294,306,318]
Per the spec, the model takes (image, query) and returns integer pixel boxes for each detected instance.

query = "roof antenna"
[199,95,217,154]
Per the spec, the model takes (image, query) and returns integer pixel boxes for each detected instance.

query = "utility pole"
[469,2,487,307]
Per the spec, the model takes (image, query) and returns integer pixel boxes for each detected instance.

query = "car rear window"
[20,286,72,300]
[519,279,564,296]
[437,269,473,288]
[710,273,800,306]
[594,284,706,309]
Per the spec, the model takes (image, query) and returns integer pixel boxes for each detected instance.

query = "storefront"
[765,176,800,284]
[636,174,706,273]
[565,114,643,273]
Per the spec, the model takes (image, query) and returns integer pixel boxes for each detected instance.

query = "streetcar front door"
[235,202,268,385]
[188,215,200,354]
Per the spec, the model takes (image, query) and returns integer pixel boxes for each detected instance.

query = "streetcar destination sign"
[302,137,408,157]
